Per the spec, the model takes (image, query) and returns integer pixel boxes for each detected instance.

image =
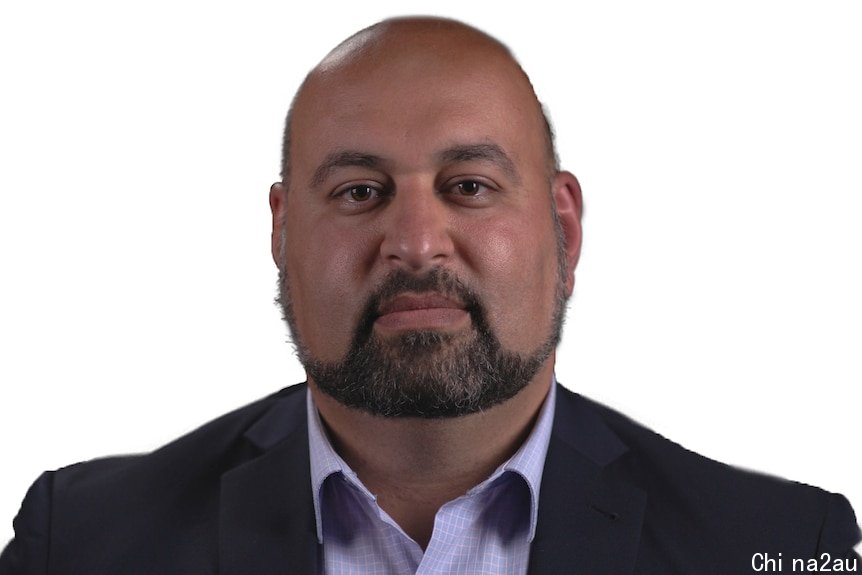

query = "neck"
[310,360,555,549]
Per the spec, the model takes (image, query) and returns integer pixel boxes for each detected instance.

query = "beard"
[276,217,569,419]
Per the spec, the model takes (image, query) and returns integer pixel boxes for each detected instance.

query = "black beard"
[278,267,565,418]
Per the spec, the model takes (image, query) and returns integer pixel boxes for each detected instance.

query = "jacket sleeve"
[817,492,862,563]
[0,472,53,575]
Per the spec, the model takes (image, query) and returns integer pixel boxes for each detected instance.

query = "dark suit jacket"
[2,383,859,574]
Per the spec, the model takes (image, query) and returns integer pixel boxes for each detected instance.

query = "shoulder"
[53,383,307,492]
[552,386,860,564]
[0,384,309,573]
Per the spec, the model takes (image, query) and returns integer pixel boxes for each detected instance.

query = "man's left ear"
[552,171,583,296]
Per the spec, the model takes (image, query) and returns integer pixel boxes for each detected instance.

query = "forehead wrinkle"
[310,150,386,188]
[436,143,521,185]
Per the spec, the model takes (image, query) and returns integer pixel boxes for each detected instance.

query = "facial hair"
[277,264,567,419]
[276,207,569,418]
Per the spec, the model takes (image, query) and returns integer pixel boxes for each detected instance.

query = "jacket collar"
[216,383,645,575]
[528,386,647,575]
[219,384,319,575]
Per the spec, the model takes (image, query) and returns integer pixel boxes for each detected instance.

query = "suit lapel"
[529,387,646,575]
[215,384,644,574]
[219,386,319,575]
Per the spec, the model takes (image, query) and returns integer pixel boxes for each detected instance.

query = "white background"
[1,1,860,548]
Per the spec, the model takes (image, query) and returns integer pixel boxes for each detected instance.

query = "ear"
[552,171,583,297]
[269,182,288,267]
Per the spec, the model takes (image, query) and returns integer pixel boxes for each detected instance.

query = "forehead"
[289,27,547,180]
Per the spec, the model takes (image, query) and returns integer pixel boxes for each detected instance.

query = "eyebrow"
[310,151,385,188]
[309,142,521,188]
[436,143,521,184]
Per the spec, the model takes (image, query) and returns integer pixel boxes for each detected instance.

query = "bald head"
[270,16,584,417]
[279,17,558,185]
[317,17,514,76]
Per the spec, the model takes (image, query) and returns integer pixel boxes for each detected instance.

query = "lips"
[378,293,465,315]
[375,292,469,332]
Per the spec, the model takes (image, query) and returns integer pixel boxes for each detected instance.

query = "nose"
[379,181,455,271]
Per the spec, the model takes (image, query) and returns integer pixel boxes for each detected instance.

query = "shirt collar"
[306,378,558,544]
[500,379,556,541]
[306,389,348,544]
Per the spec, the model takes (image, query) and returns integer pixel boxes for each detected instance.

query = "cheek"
[464,213,562,353]
[284,218,377,362]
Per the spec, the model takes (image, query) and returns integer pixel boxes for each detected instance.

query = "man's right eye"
[347,185,376,202]
[331,182,388,211]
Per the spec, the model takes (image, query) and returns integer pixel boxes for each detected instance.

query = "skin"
[269,18,583,549]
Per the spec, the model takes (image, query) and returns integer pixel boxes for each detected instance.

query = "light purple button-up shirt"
[306,381,556,574]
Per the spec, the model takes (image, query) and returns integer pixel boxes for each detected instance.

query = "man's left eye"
[454,181,484,196]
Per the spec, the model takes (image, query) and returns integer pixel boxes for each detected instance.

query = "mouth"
[374,292,470,333]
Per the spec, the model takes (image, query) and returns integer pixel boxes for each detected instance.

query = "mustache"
[354,268,484,344]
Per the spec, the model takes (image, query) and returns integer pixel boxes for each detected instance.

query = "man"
[1,16,859,574]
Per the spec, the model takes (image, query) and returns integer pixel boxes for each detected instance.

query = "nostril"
[380,232,454,271]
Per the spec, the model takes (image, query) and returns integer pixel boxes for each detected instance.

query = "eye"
[332,182,389,213]
[445,178,496,204]
[346,184,377,202]
[454,180,484,196]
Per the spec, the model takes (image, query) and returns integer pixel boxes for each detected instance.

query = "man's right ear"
[269,182,288,267]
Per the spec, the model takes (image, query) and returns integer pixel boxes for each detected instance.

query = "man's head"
[270,17,583,418]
